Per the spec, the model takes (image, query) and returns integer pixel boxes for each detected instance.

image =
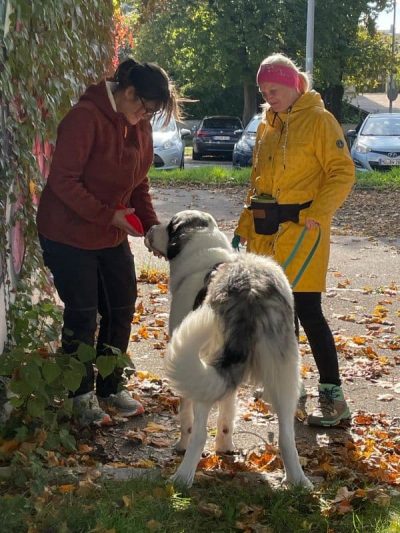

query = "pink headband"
[257,63,301,92]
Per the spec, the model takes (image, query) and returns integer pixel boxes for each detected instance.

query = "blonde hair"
[259,53,310,93]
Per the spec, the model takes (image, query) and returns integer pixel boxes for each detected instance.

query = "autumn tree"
[130,0,393,121]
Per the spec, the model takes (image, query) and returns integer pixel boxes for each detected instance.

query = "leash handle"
[282,226,321,290]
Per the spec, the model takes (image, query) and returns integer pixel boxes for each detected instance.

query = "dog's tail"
[165,304,228,403]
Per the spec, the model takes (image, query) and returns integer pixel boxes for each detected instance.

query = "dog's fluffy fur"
[146,210,311,489]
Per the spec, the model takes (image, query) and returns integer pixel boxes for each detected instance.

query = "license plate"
[379,158,400,166]
[214,136,230,141]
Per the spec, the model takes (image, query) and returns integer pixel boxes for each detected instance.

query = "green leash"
[281,227,321,290]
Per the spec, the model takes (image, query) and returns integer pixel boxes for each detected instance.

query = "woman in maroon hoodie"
[37,58,179,426]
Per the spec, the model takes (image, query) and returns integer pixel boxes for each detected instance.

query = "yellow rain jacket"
[235,91,355,292]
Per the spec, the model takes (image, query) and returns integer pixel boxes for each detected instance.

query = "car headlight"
[161,140,174,150]
[353,142,371,154]
[235,139,251,152]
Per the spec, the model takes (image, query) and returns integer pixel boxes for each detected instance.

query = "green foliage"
[131,0,394,120]
[0,0,114,349]
[0,338,131,452]
[344,28,395,92]
[132,0,283,118]
[8,286,62,351]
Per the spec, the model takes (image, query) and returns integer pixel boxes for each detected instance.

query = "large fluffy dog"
[145,210,311,489]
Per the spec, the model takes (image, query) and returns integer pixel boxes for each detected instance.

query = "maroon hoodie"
[37,81,159,249]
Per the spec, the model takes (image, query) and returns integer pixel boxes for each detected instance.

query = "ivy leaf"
[117,352,132,369]
[42,361,62,383]
[69,357,86,377]
[59,428,76,451]
[96,355,117,378]
[0,355,16,375]
[63,370,83,393]
[77,343,96,363]
[27,396,46,418]
[10,378,35,396]
[20,362,42,390]
[10,395,25,408]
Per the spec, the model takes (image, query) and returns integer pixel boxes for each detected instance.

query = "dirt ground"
[83,186,400,488]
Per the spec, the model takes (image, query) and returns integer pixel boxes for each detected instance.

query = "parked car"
[151,114,190,170]
[232,113,262,168]
[347,113,400,171]
[192,116,243,160]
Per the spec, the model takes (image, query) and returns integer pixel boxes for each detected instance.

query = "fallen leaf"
[198,502,223,517]
[146,520,162,531]
[377,394,394,402]
[58,484,76,494]
[122,495,134,508]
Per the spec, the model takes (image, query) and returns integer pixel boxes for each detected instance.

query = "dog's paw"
[282,474,313,490]
[215,436,234,454]
[170,469,195,489]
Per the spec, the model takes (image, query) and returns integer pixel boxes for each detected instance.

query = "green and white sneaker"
[99,390,144,417]
[73,391,112,427]
[307,383,351,427]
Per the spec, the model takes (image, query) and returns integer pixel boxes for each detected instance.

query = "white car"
[348,113,400,171]
[151,114,190,170]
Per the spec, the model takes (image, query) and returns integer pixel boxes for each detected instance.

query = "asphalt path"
[123,185,399,478]
[130,185,400,410]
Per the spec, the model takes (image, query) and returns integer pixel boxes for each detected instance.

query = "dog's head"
[145,210,219,260]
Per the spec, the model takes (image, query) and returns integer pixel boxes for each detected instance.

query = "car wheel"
[192,149,202,161]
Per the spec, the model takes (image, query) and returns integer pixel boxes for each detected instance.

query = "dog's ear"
[166,213,210,260]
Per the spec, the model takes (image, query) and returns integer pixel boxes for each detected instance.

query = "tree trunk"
[320,84,344,123]
[242,82,257,126]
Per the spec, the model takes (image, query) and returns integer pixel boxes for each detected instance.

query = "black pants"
[293,292,341,386]
[39,236,137,397]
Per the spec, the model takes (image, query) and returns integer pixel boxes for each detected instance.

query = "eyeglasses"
[139,96,159,117]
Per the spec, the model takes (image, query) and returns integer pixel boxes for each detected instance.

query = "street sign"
[387,81,398,102]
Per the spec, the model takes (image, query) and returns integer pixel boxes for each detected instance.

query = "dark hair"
[113,58,180,123]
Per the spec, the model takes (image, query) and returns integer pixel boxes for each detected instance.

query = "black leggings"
[39,236,137,397]
[293,292,341,386]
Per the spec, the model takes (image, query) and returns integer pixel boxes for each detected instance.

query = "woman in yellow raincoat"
[233,53,355,427]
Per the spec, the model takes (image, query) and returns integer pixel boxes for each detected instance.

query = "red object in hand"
[117,204,144,235]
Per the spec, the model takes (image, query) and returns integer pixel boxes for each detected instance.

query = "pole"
[306,0,315,86]
[389,1,397,112]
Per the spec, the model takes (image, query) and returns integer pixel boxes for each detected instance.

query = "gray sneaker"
[73,391,112,427]
[99,390,144,417]
[307,383,351,427]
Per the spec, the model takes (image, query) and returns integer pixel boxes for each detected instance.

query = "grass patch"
[1,475,399,532]
[149,164,400,189]
[356,168,400,189]
[148,165,250,186]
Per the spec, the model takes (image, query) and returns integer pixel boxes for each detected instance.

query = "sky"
[376,3,398,31]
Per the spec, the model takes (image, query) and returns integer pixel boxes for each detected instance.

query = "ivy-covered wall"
[0,0,115,352]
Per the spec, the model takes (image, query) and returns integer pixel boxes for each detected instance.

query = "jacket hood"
[264,90,324,126]
[78,80,122,124]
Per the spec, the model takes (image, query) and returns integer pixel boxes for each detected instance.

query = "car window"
[246,115,262,133]
[151,114,177,132]
[361,116,400,136]
[202,118,242,129]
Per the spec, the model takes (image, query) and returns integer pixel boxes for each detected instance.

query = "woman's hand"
[144,225,166,259]
[305,217,320,230]
[231,234,247,250]
[111,208,143,237]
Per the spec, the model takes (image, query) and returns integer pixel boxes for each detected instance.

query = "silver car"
[349,113,400,171]
[232,113,262,168]
[151,114,190,170]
